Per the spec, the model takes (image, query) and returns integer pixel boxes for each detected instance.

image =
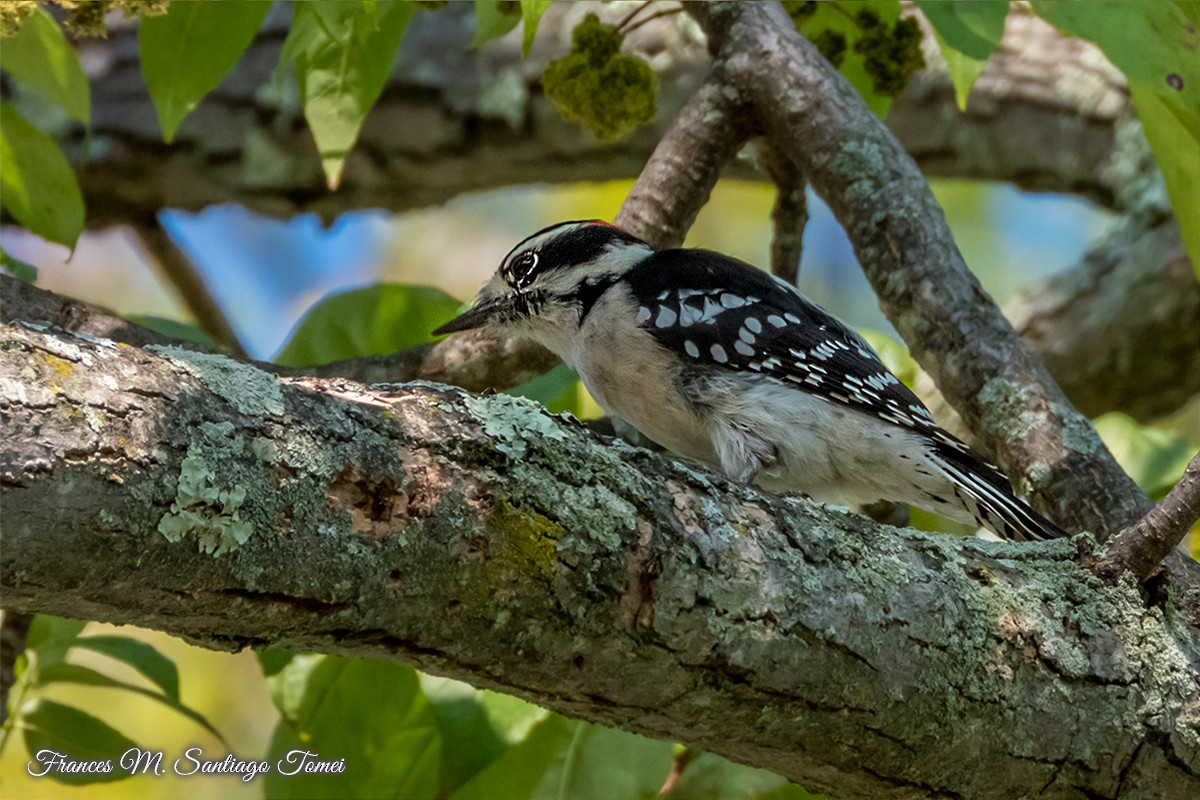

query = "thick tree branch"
[1004,218,1200,423]
[2,324,1198,800]
[1096,453,1200,584]
[688,1,1150,538]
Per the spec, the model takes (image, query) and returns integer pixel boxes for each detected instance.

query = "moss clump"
[541,14,656,141]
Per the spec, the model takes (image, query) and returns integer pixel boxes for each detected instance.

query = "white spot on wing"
[711,344,728,363]
[745,317,764,334]
[734,340,754,356]
[637,306,651,324]
[684,340,700,358]
[720,293,746,309]
[655,306,677,328]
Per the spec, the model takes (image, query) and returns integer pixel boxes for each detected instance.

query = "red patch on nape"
[589,219,629,233]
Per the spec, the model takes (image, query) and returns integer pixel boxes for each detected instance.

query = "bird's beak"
[432,295,513,336]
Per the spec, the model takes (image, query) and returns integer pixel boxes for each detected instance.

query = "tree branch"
[1096,453,1200,584]
[687,1,1150,538]
[756,140,808,283]
[2,323,1198,799]
[615,67,752,247]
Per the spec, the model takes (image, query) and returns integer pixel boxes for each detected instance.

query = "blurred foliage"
[915,0,1007,109]
[278,1,414,189]
[139,1,270,143]
[123,314,216,349]
[1030,0,1200,279]
[782,0,921,117]
[1,615,222,786]
[255,653,819,800]
[275,284,462,367]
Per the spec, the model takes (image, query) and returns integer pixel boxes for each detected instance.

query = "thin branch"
[756,139,808,283]
[615,0,655,33]
[624,7,685,35]
[1095,453,1200,584]
[137,222,247,359]
[685,1,1150,539]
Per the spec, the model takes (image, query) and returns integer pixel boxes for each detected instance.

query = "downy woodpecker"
[434,220,1064,542]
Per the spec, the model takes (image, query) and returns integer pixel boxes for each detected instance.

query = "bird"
[433,220,1065,542]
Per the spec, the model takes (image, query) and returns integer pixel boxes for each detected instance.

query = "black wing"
[623,249,1064,541]
[624,249,941,434]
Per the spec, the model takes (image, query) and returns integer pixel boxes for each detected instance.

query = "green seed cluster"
[782,2,926,98]
[0,1,36,37]
[851,9,924,97]
[541,13,657,142]
[1,1,170,38]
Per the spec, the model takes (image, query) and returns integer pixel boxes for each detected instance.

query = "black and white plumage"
[434,220,1065,542]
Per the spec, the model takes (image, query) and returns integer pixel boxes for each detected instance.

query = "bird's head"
[432,220,652,336]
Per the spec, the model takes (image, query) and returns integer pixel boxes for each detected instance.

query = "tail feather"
[930,444,1066,542]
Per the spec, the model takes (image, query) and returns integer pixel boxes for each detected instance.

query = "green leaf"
[1129,82,1200,281]
[21,700,139,784]
[121,314,217,349]
[281,1,414,189]
[37,663,225,745]
[915,0,1008,60]
[275,283,463,367]
[0,8,90,124]
[479,689,551,744]
[139,0,270,142]
[473,0,522,47]
[71,635,180,702]
[0,103,85,249]
[1,246,39,283]
[418,675,508,796]
[256,646,295,677]
[1093,413,1196,500]
[916,0,1008,109]
[521,1,551,57]
[667,752,821,800]
[24,615,87,668]
[265,656,441,800]
[531,721,674,800]
[793,1,904,118]
[1029,0,1200,274]
[449,714,572,800]
[506,363,585,415]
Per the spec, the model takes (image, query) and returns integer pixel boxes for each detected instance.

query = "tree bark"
[2,323,1198,800]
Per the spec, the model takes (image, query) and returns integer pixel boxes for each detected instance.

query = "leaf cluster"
[1,615,223,782]
[541,13,657,141]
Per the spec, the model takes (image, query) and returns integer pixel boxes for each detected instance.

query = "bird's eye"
[510,251,538,286]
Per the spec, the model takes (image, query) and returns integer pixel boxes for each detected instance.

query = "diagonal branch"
[685,1,1150,539]
[2,324,1198,799]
